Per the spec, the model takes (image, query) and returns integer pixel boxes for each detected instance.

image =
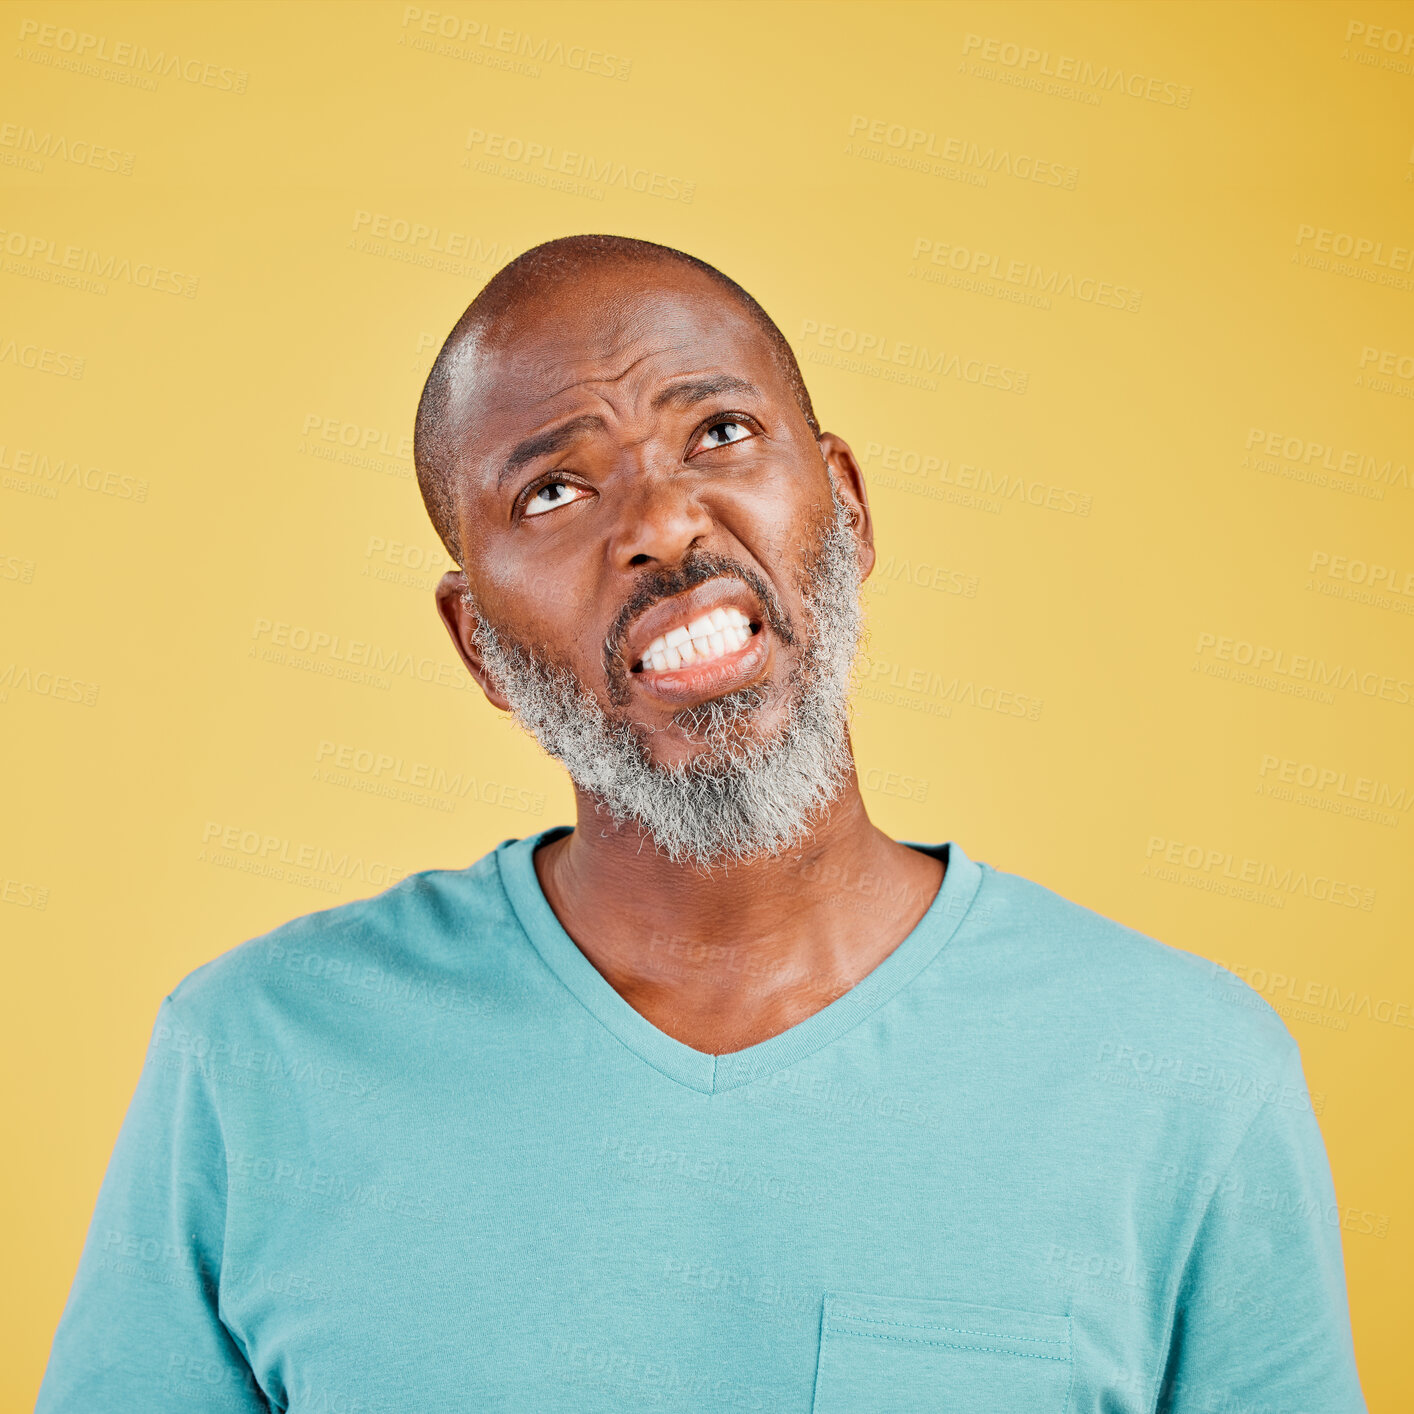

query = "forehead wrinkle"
[538,343,671,402]
[476,290,769,435]
[461,309,776,511]
[491,342,736,486]
[652,374,760,411]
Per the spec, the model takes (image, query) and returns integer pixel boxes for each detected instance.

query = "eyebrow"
[650,373,760,411]
[498,414,606,490]
[496,375,762,492]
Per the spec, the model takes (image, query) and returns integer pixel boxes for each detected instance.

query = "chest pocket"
[811,1291,1073,1414]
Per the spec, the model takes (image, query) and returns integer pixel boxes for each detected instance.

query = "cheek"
[712,474,817,570]
[468,557,596,665]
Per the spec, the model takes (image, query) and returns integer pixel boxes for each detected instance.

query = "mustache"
[601,552,794,707]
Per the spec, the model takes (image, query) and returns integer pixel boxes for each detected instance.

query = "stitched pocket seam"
[830,1329,1070,1362]
[829,1312,1068,1346]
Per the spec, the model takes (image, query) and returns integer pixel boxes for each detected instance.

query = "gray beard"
[462,479,864,871]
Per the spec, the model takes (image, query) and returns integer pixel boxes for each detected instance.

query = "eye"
[692,418,755,454]
[522,478,591,518]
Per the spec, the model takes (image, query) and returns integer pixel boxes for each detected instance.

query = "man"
[38,236,1366,1412]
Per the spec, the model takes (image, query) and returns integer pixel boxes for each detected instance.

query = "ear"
[435,571,512,712]
[817,433,876,582]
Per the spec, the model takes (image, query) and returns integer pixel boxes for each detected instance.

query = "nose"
[607,471,715,570]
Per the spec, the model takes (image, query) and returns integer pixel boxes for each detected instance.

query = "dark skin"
[435,262,944,1054]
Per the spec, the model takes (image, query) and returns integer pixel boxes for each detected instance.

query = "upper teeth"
[639,606,754,672]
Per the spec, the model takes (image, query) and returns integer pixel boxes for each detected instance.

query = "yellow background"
[4,0,1411,1406]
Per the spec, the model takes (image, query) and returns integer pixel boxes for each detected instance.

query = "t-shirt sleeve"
[35,995,273,1413]
[1155,1037,1368,1413]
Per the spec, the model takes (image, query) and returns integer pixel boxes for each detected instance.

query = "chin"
[653,718,785,774]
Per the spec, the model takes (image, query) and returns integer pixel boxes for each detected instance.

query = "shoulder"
[161,846,517,1035]
[967,856,1302,1083]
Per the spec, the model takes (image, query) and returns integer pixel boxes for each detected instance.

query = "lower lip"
[632,627,771,705]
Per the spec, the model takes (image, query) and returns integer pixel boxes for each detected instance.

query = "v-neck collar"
[495,826,984,1095]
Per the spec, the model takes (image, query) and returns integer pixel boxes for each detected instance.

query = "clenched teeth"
[637,606,755,673]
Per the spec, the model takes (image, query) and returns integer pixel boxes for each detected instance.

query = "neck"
[532,754,946,1053]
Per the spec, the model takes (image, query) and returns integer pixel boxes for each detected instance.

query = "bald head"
[413,235,819,565]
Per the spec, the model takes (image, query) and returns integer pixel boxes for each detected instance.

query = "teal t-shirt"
[37,830,1367,1412]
